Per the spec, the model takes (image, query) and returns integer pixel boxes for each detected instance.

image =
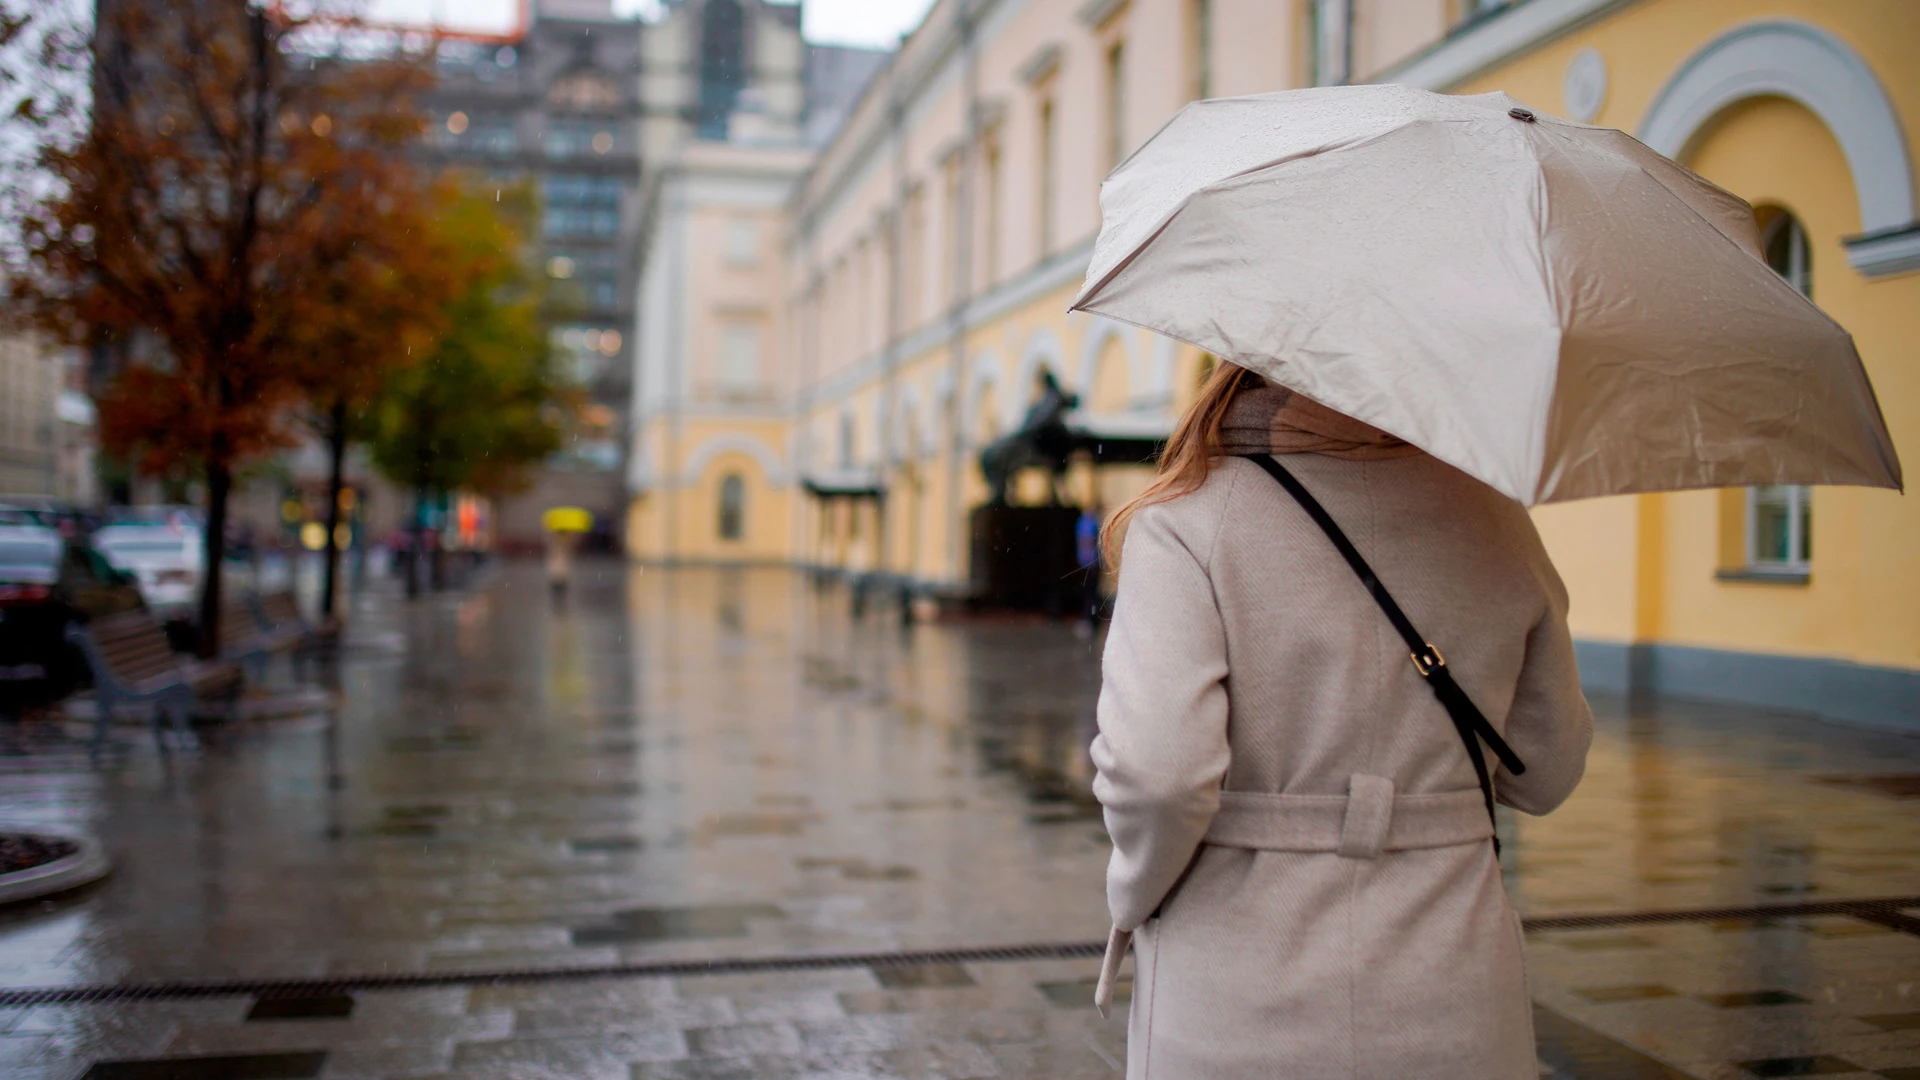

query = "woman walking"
[1091,363,1593,1078]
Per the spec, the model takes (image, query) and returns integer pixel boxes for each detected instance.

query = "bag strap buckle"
[1411,645,1446,678]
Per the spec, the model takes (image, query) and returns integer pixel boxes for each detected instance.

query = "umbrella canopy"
[542,507,593,534]
[1071,84,1901,504]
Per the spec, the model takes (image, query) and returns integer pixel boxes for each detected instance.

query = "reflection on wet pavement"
[0,563,1915,1078]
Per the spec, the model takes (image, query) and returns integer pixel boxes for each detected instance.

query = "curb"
[0,830,111,907]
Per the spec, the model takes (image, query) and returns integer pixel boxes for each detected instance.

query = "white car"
[92,524,205,613]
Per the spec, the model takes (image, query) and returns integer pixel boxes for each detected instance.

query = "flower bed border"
[0,829,110,906]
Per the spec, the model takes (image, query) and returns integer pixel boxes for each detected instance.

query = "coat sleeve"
[1091,502,1232,933]
[1494,550,1594,816]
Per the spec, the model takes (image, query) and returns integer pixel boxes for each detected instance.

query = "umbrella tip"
[1508,106,1537,123]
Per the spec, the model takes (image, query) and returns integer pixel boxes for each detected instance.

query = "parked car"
[0,523,146,704]
[0,498,89,536]
[106,504,204,527]
[91,523,205,615]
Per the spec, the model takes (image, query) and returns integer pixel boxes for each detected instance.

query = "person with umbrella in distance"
[541,506,592,605]
[1080,85,1901,1079]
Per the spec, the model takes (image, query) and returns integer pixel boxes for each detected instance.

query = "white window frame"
[1744,485,1810,574]
[717,473,746,542]
[1741,211,1813,578]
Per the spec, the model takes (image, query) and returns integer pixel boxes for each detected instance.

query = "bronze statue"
[978,368,1079,506]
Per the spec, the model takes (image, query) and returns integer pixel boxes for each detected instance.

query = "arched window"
[1746,207,1812,575]
[717,473,745,541]
[1761,208,1811,297]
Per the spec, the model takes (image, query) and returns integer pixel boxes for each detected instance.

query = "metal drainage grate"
[1520,895,1920,935]
[2,895,1915,1008]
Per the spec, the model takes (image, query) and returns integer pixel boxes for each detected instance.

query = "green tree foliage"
[367,183,567,506]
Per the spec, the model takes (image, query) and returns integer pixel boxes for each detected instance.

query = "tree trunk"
[319,399,349,621]
[429,490,445,591]
[406,485,426,598]
[197,452,232,660]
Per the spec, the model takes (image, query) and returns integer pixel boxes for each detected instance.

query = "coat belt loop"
[1336,774,1395,859]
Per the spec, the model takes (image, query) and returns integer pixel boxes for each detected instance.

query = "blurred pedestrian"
[541,507,592,605]
[544,529,576,604]
[1074,502,1103,639]
[1089,362,1593,1077]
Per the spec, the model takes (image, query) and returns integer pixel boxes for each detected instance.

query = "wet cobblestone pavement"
[0,563,1916,1079]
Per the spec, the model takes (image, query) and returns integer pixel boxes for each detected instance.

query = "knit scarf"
[1217,383,1423,461]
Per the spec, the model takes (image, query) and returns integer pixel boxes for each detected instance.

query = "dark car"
[0,523,147,707]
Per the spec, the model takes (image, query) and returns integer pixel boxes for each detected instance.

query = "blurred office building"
[423,0,884,552]
[0,334,96,506]
[626,0,1919,732]
[419,0,645,551]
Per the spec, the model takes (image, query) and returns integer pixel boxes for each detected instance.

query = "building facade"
[422,0,645,548]
[0,334,63,498]
[629,0,1920,731]
[0,334,95,505]
[625,0,887,562]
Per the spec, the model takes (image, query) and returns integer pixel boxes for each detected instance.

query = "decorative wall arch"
[1073,317,1142,403]
[1145,335,1180,409]
[836,405,858,467]
[966,352,1004,444]
[892,384,926,461]
[932,370,958,455]
[1637,19,1917,275]
[1010,329,1066,428]
[681,432,787,486]
[1169,343,1218,412]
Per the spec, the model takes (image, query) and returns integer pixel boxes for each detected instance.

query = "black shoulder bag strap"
[1240,454,1526,851]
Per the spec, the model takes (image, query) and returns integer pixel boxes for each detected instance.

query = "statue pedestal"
[968,505,1087,612]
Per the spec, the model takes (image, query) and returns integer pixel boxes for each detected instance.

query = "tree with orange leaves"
[5,1,440,655]
[278,172,474,622]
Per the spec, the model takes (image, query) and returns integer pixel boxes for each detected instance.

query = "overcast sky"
[364,0,936,50]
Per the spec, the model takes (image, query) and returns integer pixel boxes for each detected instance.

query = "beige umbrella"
[1071,84,1901,504]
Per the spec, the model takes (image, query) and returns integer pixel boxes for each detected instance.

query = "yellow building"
[628,0,1919,731]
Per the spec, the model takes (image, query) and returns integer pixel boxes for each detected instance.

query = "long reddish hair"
[1101,358,1257,569]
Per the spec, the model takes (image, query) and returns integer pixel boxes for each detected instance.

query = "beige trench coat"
[1092,453,1592,1079]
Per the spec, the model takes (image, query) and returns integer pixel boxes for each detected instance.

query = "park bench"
[256,590,336,654]
[215,593,292,681]
[253,591,336,678]
[67,610,243,754]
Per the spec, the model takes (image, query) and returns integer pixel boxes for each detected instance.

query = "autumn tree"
[4,1,437,654]
[367,182,567,593]
[280,173,472,620]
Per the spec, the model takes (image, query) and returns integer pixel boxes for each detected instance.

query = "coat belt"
[1201,774,1492,860]
[1095,775,1494,1016]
